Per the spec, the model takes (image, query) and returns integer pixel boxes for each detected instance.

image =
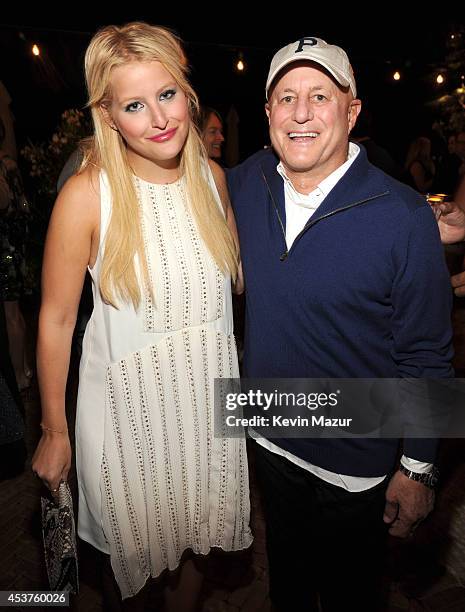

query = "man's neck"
[286,173,321,194]
[281,150,348,194]
[284,161,344,195]
[278,143,357,195]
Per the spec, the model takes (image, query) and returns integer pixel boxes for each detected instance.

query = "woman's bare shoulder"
[51,165,100,233]
[208,158,226,185]
[60,165,100,201]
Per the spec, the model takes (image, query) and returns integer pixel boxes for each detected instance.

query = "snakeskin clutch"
[41,481,79,593]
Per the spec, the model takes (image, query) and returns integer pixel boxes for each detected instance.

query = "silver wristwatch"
[399,464,439,489]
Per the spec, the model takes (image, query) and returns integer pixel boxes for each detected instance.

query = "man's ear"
[265,102,271,125]
[100,103,117,131]
[348,99,362,133]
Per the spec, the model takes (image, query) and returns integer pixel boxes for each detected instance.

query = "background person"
[198,106,225,160]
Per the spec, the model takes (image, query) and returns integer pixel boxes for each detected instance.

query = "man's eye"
[281,96,294,103]
[125,102,143,113]
[314,95,326,102]
[160,89,176,101]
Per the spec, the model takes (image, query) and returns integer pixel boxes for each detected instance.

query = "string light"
[235,52,246,73]
[32,44,40,56]
[457,75,465,94]
[436,74,445,85]
[393,71,401,81]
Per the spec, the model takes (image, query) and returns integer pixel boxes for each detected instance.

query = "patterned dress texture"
[75,170,252,598]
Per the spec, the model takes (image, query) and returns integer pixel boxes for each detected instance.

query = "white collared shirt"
[278,141,359,248]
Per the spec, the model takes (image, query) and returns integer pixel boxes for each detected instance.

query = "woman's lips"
[148,128,177,142]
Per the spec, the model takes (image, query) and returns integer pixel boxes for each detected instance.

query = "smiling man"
[228,37,454,612]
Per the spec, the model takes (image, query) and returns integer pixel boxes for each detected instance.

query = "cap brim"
[266,57,351,98]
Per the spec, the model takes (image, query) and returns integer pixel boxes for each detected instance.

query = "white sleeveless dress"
[75,170,252,599]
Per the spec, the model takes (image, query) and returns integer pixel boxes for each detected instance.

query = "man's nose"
[293,98,314,124]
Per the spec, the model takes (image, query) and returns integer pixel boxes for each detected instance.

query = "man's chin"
[281,158,317,175]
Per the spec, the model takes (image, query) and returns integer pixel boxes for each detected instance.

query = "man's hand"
[437,201,465,244]
[383,470,434,537]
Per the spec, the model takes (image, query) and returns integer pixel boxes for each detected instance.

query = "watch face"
[422,469,438,489]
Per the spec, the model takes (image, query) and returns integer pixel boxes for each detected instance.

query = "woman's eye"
[160,89,176,101]
[125,101,143,113]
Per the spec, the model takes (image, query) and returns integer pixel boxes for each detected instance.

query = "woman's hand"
[32,431,71,492]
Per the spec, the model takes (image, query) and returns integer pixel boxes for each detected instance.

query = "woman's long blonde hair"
[83,22,239,308]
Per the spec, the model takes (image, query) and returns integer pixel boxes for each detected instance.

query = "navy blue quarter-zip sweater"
[228,147,454,476]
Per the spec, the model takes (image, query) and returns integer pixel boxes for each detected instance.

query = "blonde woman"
[32,22,251,610]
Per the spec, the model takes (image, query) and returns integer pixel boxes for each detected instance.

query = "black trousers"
[253,442,390,612]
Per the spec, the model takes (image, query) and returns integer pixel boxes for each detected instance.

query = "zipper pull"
[280,251,288,261]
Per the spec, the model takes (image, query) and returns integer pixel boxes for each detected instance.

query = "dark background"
[1,11,464,164]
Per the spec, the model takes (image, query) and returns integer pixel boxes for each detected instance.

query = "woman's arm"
[209,160,244,294]
[32,169,99,491]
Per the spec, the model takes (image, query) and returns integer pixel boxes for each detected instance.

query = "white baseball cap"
[266,37,357,99]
